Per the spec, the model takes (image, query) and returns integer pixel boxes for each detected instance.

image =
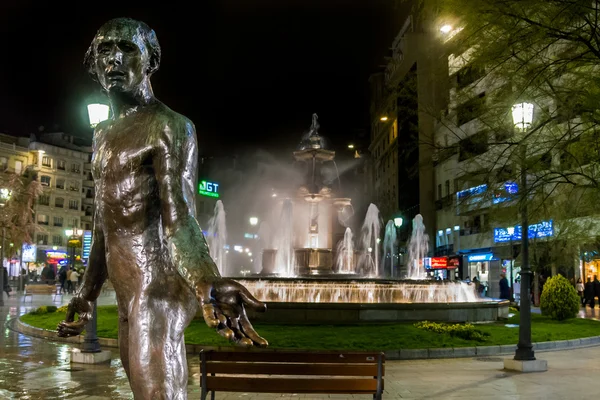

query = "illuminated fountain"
[204,114,509,323]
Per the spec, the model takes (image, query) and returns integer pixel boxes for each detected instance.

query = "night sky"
[0,0,406,156]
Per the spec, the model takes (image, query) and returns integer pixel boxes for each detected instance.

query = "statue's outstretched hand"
[197,278,268,348]
[57,296,93,337]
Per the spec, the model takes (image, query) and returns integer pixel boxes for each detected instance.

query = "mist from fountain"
[255,221,271,273]
[335,227,355,274]
[380,220,397,278]
[207,200,228,276]
[407,214,429,280]
[274,199,296,277]
[357,203,381,277]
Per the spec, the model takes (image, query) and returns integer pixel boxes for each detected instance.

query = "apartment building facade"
[0,132,93,275]
[369,7,447,257]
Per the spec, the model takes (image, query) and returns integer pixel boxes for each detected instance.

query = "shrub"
[56,305,69,313]
[29,305,58,315]
[540,274,580,320]
[414,321,490,342]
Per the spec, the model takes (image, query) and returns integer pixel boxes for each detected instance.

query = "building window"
[85,223,91,230]
[52,235,63,246]
[457,92,486,126]
[56,179,65,190]
[42,156,52,168]
[14,160,22,174]
[55,197,64,208]
[37,234,48,245]
[69,200,79,210]
[40,175,51,186]
[458,131,489,162]
[71,218,78,227]
[437,184,442,200]
[38,195,50,206]
[54,216,63,227]
[445,180,450,196]
[0,157,7,171]
[69,181,79,192]
[71,163,80,173]
[37,214,49,225]
[57,160,66,170]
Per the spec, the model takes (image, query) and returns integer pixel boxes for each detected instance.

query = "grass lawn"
[20,305,600,351]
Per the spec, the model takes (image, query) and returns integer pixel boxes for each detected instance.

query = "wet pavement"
[1,292,600,399]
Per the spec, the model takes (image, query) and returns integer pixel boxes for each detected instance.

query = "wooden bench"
[24,284,56,295]
[200,350,385,400]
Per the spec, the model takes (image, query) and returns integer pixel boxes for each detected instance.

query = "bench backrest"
[200,350,384,395]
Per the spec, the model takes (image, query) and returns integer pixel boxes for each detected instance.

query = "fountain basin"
[236,278,509,324]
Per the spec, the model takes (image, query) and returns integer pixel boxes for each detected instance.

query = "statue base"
[71,349,112,364]
[503,358,547,372]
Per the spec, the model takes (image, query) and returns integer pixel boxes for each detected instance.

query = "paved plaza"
[0,293,599,399]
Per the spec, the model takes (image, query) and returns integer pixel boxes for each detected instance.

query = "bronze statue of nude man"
[57,18,267,399]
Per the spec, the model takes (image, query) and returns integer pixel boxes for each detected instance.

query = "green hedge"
[414,320,490,342]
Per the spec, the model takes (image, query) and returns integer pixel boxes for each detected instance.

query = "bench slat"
[204,351,383,364]
[203,362,380,376]
[205,376,379,393]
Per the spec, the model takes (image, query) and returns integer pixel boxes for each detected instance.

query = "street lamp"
[508,101,541,367]
[393,217,403,228]
[249,217,258,226]
[86,103,110,128]
[0,189,10,307]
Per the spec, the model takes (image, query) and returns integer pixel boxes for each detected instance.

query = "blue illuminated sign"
[468,253,494,262]
[457,184,487,200]
[493,220,554,243]
[82,230,92,260]
[457,182,518,205]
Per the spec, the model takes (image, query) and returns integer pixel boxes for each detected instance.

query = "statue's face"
[92,25,150,94]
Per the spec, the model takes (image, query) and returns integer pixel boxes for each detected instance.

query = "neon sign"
[493,220,554,243]
[199,180,220,198]
[82,230,92,260]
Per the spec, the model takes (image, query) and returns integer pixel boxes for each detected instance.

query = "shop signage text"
[199,180,220,198]
[467,253,494,262]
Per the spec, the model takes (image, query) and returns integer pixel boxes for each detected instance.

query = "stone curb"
[11,317,600,360]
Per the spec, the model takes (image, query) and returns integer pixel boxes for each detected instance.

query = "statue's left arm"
[153,118,267,347]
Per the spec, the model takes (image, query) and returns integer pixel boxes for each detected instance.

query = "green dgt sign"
[199,180,220,198]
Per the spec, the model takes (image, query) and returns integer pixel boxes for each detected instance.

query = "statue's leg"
[118,312,131,379]
[127,278,197,400]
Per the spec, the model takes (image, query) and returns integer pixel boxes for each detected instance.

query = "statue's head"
[84,18,161,94]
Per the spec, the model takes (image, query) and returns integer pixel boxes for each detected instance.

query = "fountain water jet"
[381,220,397,278]
[207,200,227,276]
[273,199,295,277]
[357,204,381,277]
[407,214,429,280]
[335,227,355,274]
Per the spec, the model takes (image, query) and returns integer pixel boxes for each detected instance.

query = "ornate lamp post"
[505,102,547,371]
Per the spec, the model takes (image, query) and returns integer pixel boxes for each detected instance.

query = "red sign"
[448,256,461,269]
[431,257,448,269]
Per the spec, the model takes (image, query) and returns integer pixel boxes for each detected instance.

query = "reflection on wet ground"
[0,294,202,399]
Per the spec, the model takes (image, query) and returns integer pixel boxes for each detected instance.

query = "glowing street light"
[512,102,534,131]
[379,116,388,122]
[347,144,355,149]
[249,217,258,226]
[393,217,403,228]
[440,24,453,34]
[87,103,110,128]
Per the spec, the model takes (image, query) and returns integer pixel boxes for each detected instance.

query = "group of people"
[57,265,80,294]
[577,276,600,308]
